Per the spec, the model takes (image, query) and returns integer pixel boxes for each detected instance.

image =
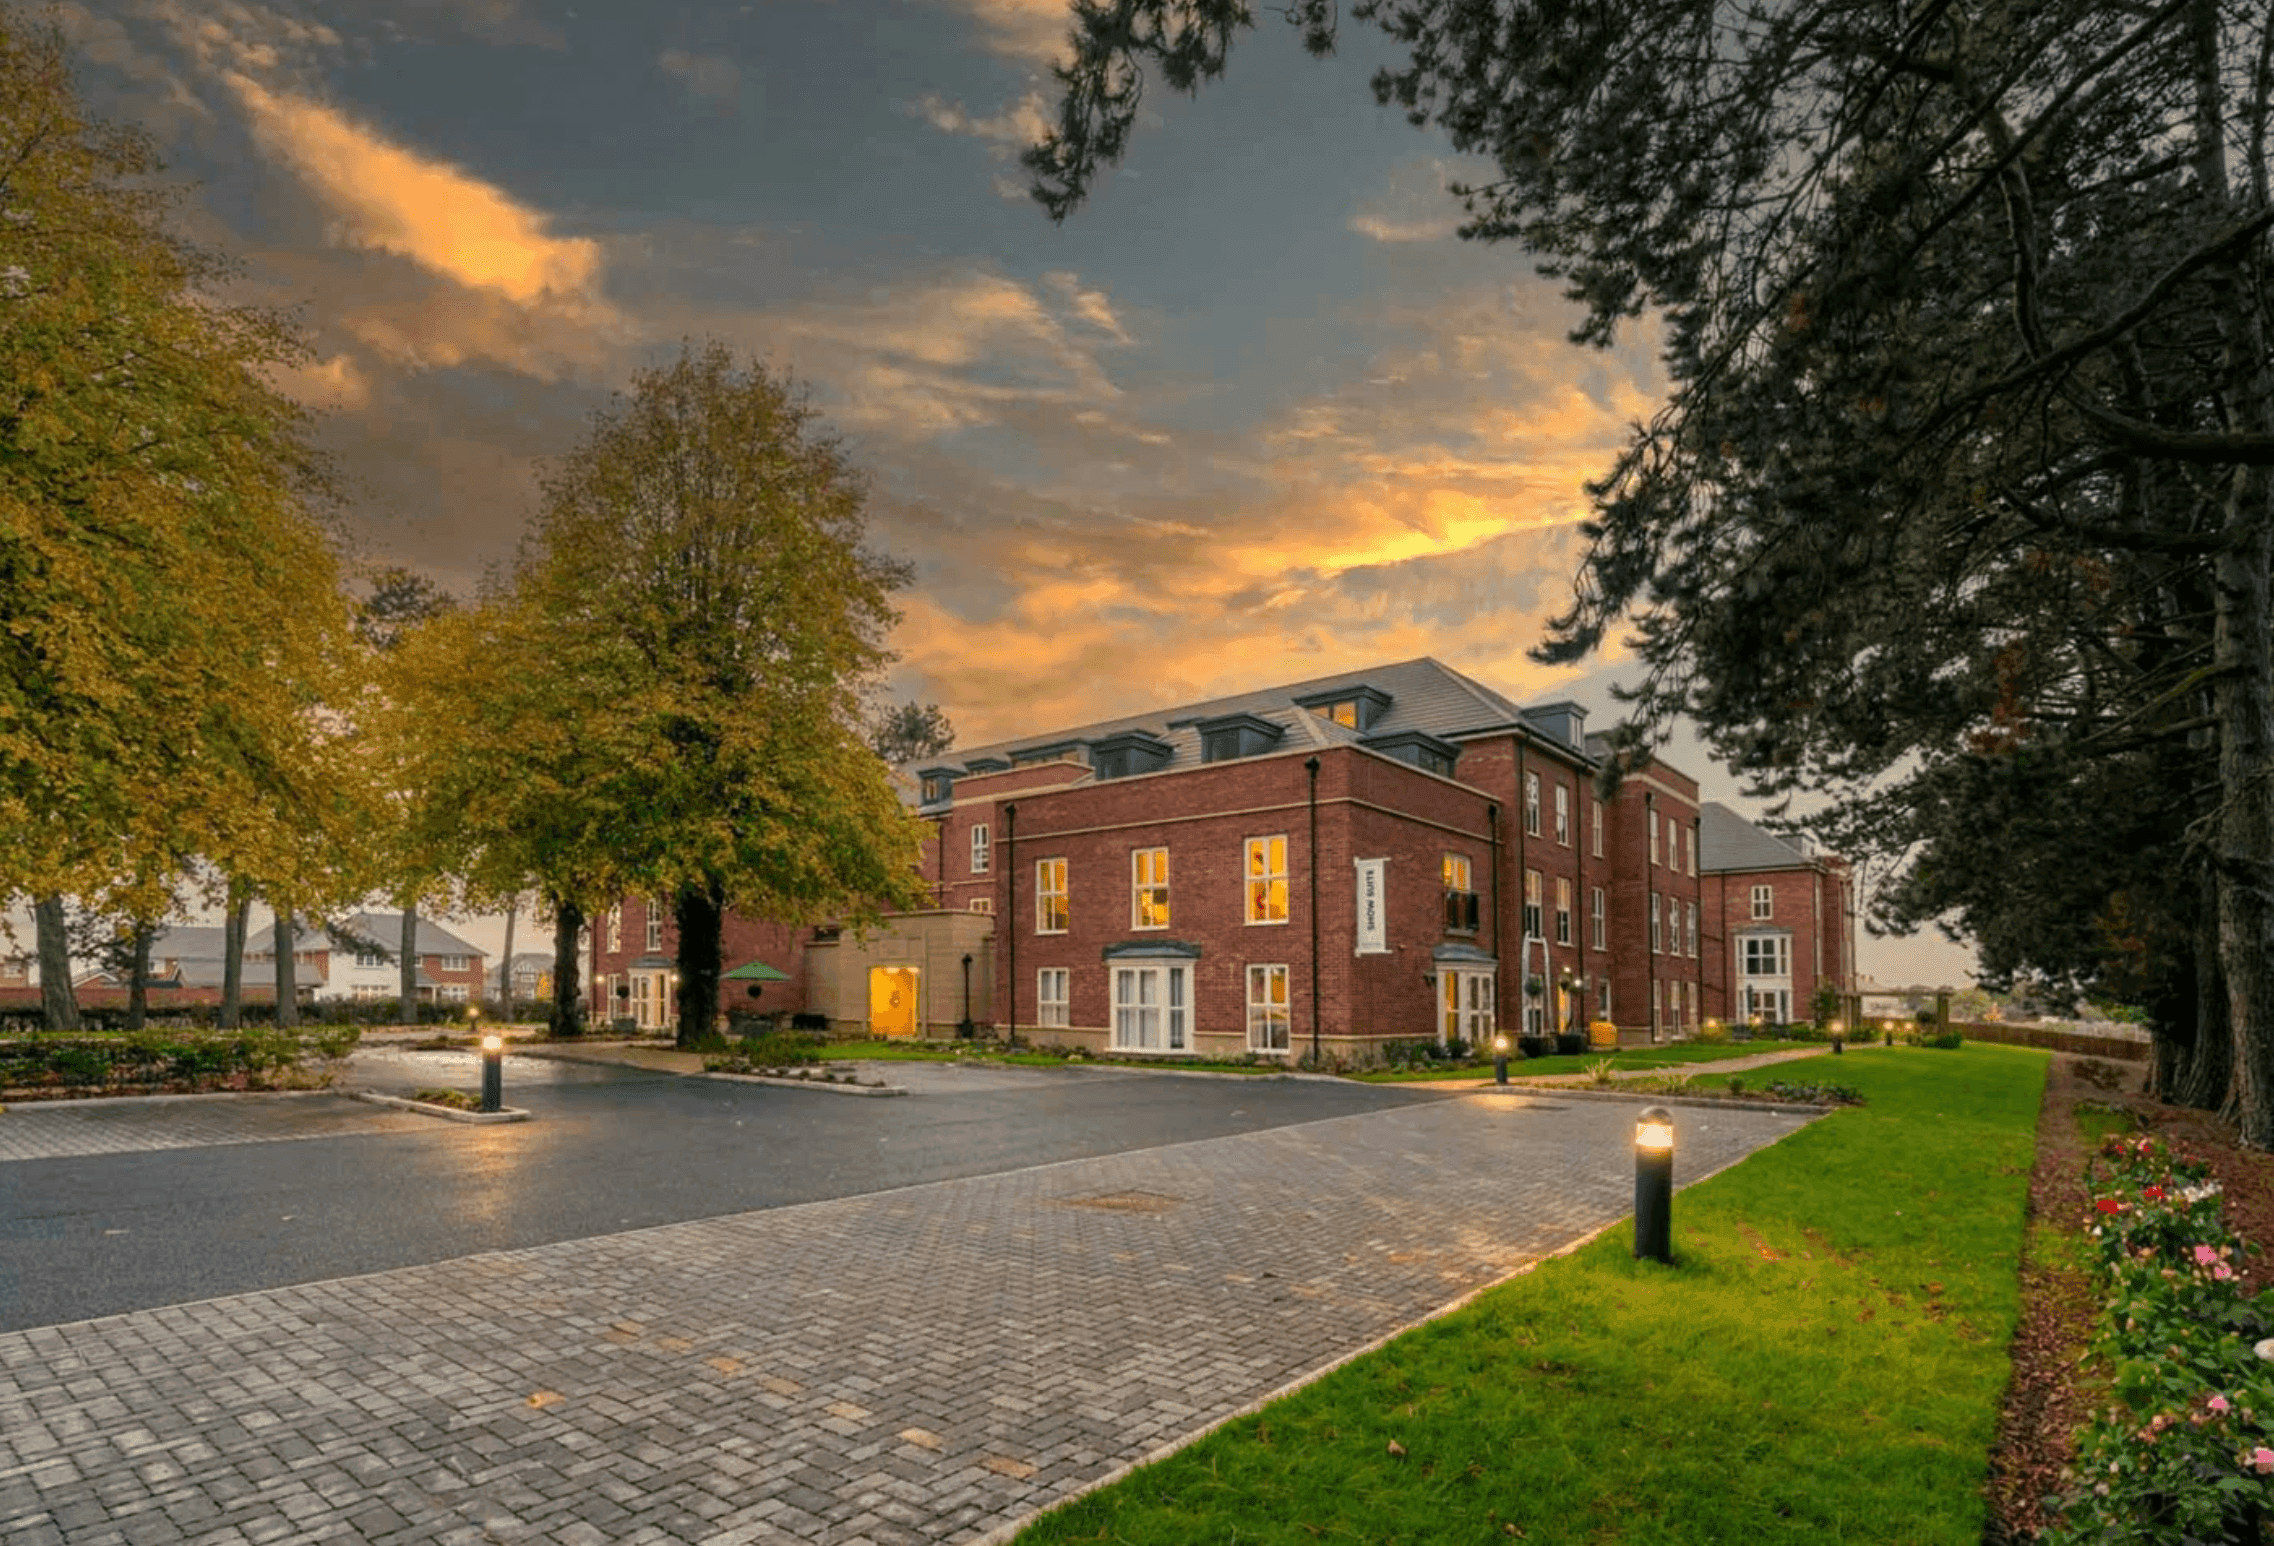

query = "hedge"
[0,1026,362,1093]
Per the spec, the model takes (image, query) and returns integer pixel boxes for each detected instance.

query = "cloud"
[1348,157,1493,245]
[906,89,1050,148]
[919,0,1074,62]
[268,351,370,409]
[659,48,740,108]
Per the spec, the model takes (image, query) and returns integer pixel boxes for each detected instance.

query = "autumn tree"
[354,565,460,1014]
[515,339,931,1047]
[0,10,362,1029]
[1027,0,2274,1141]
[871,701,957,765]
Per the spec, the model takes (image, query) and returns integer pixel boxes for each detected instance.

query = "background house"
[1699,802,1858,1026]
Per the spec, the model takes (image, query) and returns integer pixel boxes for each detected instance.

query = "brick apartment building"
[1699,802,1858,1026]
[590,658,1714,1059]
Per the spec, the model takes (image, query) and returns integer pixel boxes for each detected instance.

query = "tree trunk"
[34,894,80,1031]
[499,899,517,1018]
[2172,872,2232,1111]
[125,919,152,1031]
[220,892,247,1029]
[398,902,419,1022]
[272,901,300,1029]
[673,881,724,1050]
[548,897,584,1038]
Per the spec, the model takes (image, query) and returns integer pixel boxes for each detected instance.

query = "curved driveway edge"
[0,1089,1817,1546]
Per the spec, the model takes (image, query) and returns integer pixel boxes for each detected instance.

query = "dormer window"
[1091,730,1173,780]
[1294,684,1392,732]
[1196,713,1285,763]
[1361,729,1460,778]
[919,771,956,804]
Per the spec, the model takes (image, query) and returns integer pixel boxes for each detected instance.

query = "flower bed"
[2045,1130,2274,1542]
[0,1026,361,1098]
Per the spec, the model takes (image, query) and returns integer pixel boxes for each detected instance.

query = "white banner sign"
[1354,858,1389,955]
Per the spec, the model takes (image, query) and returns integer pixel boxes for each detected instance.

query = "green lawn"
[1356,1041,1830,1082]
[1012,1044,2047,1545]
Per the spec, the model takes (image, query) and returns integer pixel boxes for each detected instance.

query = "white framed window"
[1649,816,1660,866]
[1036,858,1069,934]
[1131,847,1170,929]
[1687,900,1698,957]
[1591,799,1604,857]
[1554,783,1570,845]
[354,949,386,968]
[1523,772,1542,837]
[352,983,388,1001]
[1037,968,1069,1027]
[1591,886,1606,950]
[1688,980,1699,1028]
[1246,964,1290,1053]
[971,824,991,874]
[440,953,471,972]
[442,983,469,1004]
[607,904,622,953]
[1666,815,1679,867]
[969,896,993,914]
[1652,978,1662,1033]
[1245,836,1289,924]
[1742,934,1791,977]
[1745,986,1792,1023]
[645,901,663,953]
[1649,893,1662,953]
[1555,877,1573,946]
[1598,976,1612,1017]
[1751,884,1774,920]
[1523,868,1542,940]
[1686,825,1696,876]
[1111,961,1189,1051]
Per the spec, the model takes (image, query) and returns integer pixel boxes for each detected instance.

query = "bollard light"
[479,1025,504,1113]
[1492,1033,1510,1087]
[1830,1017,1845,1056]
[1634,1105,1674,1264]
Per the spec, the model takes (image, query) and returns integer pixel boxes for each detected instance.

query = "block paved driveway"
[0,1062,1816,1545]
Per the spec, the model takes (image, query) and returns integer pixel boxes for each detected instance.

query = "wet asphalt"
[0,1054,1435,1333]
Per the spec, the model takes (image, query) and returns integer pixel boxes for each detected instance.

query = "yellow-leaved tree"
[0,13,365,1026]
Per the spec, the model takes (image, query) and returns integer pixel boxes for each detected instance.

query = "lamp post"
[470,1004,504,1113]
[958,953,975,1039]
[1634,1105,1674,1263]
[1493,1032,1509,1086]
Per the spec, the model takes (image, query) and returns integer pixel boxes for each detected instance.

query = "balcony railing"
[1443,888,1480,935]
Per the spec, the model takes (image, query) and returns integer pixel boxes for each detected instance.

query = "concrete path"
[0,1090,1814,1546]
[0,1092,429,1163]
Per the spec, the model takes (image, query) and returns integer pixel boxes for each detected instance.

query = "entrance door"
[868,966,920,1039]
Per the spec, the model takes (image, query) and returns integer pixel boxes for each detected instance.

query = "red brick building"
[1699,802,1858,1026]
[592,658,1710,1058]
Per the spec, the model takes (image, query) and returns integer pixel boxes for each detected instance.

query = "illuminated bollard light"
[1493,1033,1510,1087]
[473,1004,504,1113]
[1634,1105,1674,1264]
[1831,1017,1845,1056]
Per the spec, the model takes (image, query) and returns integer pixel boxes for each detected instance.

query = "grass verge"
[1354,1042,1830,1082]
[1011,1044,2047,1545]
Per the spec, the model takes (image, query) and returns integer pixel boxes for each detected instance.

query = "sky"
[42,0,1976,987]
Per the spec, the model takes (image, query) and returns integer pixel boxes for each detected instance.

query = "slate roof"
[1700,802,1817,874]
[242,912,484,960]
[913,658,1584,785]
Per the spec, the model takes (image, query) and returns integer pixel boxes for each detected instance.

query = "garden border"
[347,1090,531,1124]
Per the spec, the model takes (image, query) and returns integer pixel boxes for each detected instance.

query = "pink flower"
[2256,1448,2274,1475]
[2210,1395,2232,1415]
[2215,1264,2236,1281]
[2194,1243,2220,1265]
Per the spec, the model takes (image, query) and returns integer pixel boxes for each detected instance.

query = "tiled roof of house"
[914,658,1580,782]
[149,925,231,962]
[1701,801,1816,873]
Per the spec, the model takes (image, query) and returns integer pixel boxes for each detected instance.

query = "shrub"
[1584,1057,1617,1086]
[1758,1079,1865,1106]
[0,1026,359,1092]
[1696,1019,1730,1045]
[1925,1029,1965,1050]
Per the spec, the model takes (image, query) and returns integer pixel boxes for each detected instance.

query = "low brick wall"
[1948,1020,2151,1062]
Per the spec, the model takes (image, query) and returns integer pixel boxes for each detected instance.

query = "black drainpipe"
[1486,802,1501,1030]
[1003,802,1017,1047]
[1305,757,1322,1068]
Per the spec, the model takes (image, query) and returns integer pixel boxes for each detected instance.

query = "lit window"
[922,773,952,803]
[1524,772,1541,837]
[1591,887,1606,950]
[971,824,990,874]
[1246,836,1289,924]
[1523,868,1542,941]
[1444,853,1477,935]
[1555,877,1573,947]
[1111,961,1189,1050]
[1650,893,1662,953]
[1132,847,1170,929]
[1554,784,1570,845]
[1036,858,1069,934]
[1309,699,1359,727]
[607,905,622,953]
[1752,884,1774,920]
[1246,964,1290,1053]
[1037,968,1069,1027]
[1443,853,1472,891]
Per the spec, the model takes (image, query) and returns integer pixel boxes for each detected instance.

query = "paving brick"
[3,1091,1806,1544]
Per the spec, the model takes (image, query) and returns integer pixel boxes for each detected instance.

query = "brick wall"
[1711,862,1854,1024]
